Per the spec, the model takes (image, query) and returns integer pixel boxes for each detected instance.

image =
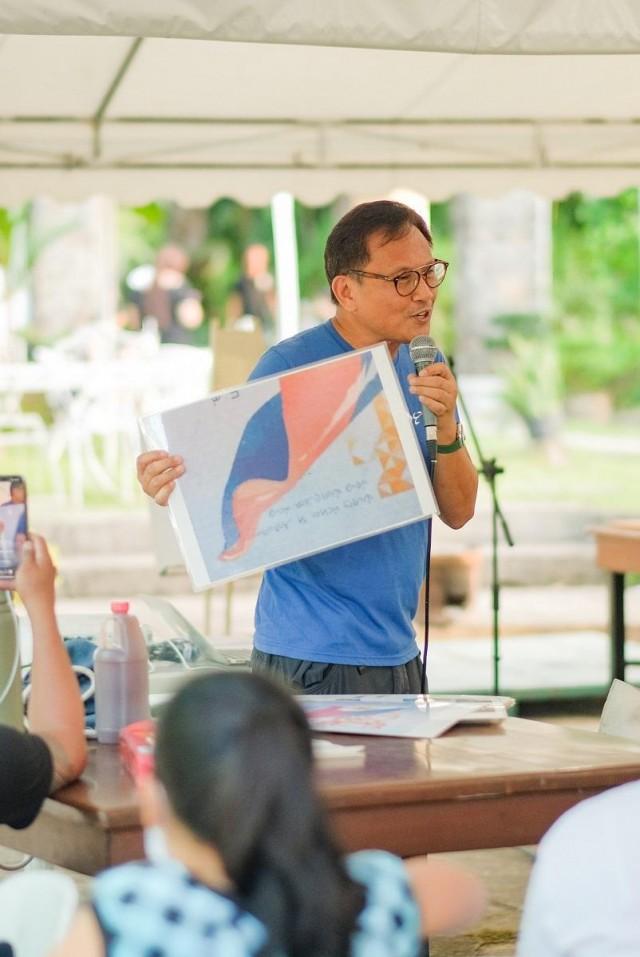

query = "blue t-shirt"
[248,321,432,666]
[92,850,421,957]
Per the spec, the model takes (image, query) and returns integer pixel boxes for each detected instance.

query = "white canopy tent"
[2,1,640,205]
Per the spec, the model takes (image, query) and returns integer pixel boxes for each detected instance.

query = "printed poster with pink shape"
[140,344,437,590]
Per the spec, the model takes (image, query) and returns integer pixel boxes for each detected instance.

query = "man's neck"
[331,314,400,357]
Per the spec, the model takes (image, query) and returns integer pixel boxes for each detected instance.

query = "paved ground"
[50,581,640,647]
[431,847,534,956]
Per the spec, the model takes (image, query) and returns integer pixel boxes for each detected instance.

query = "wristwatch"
[437,423,465,454]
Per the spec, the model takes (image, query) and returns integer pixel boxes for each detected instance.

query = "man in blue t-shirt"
[137,200,478,693]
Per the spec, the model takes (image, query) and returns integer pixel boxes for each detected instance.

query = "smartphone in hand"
[0,475,28,590]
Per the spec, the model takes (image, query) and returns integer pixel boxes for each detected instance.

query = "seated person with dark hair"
[53,671,486,957]
[0,535,86,829]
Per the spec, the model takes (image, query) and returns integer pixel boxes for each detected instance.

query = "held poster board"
[140,344,437,590]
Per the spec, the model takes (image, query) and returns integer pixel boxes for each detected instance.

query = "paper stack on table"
[298,694,496,739]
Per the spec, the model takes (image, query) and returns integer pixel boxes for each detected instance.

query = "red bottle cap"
[110,601,130,614]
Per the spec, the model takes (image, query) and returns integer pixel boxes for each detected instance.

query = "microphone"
[409,335,438,473]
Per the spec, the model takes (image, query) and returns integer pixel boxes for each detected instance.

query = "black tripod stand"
[450,359,515,695]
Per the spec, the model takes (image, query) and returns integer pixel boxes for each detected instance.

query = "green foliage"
[0,209,11,265]
[1,203,78,298]
[488,313,564,434]
[428,201,455,354]
[200,199,274,318]
[502,334,564,426]
[488,312,545,345]
[295,200,341,298]
[552,189,640,406]
[2,188,639,414]
[557,317,640,405]
[0,204,80,351]
[117,203,172,276]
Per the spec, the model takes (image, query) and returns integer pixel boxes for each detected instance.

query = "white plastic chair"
[599,678,640,742]
[0,871,78,957]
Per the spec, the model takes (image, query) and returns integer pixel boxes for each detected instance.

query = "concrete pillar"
[30,196,117,341]
[452,191,552,374]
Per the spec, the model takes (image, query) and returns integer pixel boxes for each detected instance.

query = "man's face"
[347,226,440,349]
[10,485,25,504]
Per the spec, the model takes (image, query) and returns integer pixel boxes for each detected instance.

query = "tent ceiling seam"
[3,117,640,127]
[332,124,525,162]
[534,123,548,167]
[91,36,143,158]
[113,124,293,165]
[2,160,640,171]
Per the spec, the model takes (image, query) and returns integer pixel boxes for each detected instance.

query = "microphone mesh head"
[409,335,437,367]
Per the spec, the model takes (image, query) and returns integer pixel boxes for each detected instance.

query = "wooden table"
[3,717,640,875]
[592,520,640,682]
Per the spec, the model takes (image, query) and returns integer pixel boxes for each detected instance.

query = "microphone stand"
[449,358,515,695]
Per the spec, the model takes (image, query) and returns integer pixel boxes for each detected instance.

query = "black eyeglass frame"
[347,259,449,296]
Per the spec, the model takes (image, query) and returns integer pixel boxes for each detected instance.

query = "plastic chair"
[599,678,640,742]
[0,871,78,957]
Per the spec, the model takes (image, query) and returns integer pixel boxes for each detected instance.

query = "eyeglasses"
[348,260,449,297]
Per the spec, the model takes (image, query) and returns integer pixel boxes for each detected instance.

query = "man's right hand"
[136,450,184,506]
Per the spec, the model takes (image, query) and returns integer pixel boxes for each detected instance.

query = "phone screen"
[0,476,28,588]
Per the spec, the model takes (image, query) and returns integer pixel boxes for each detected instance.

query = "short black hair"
[324,199,433,304]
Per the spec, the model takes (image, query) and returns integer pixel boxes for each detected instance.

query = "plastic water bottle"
[95,601,149,745]
[0,591,24,730]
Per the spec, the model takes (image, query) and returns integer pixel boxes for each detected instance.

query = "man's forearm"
[433,448,478,529]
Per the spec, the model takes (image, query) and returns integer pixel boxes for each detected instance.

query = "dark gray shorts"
[251,649,423,694]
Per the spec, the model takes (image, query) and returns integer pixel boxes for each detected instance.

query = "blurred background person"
[125,244,204,345]
[226,242,276,338]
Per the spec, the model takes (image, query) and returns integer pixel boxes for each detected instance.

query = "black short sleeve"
[0,725,53,829]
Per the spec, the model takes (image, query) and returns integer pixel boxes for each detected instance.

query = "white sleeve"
[517,838,570,957]
[517,806,617,957]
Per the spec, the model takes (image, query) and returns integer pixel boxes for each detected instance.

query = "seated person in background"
[53,672,486,957]
[0,535,87,829]
[517,778,640,957]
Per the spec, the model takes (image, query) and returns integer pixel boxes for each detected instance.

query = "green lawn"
[472,423,639,512]
[2,420,639,513]
[0,443,144,509]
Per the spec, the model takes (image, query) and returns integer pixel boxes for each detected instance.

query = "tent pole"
[271,191,300,342]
